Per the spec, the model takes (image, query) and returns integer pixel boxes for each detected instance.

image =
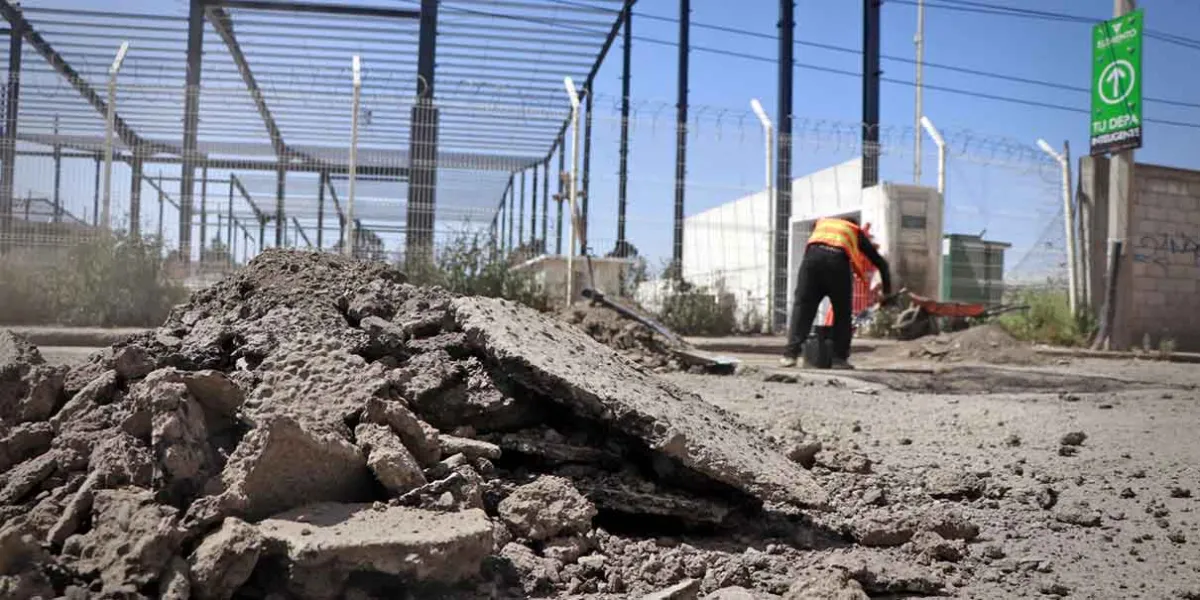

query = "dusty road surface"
[4,261,1199,600]
[660,353,1200,599]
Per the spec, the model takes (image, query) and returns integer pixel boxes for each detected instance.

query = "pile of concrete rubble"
[0,250,858,599]
[559,303,683,373]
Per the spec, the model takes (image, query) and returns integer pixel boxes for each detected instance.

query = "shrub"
[656,278,738,337]
[403,228,548,311]
[997,288,1095,347]
[0,232,188,327]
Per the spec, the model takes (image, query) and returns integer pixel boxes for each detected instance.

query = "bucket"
[802,326,834,369]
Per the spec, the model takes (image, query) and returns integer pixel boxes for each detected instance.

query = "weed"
[996,288,1096,347]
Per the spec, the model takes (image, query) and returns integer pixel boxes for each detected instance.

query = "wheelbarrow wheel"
[893,305,933,341]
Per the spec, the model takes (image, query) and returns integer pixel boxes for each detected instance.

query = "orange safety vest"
[806,218,872,281]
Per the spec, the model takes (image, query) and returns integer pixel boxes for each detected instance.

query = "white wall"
[681,159,865,326]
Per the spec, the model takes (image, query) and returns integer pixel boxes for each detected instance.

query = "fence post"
[564,77,582,307]
[751,98,774,334]
[102,41,130,232]
[920,116,946,300]
[1037,138,1077,318]
[345,55,361,257]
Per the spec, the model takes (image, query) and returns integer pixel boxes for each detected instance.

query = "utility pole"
[913,0,925,184]
[1106,0,1136,349]
[671,0,690,278]
[862,0,882,188]
[773,0,795,332]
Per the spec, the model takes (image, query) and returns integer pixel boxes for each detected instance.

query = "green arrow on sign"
[1090,8,1143,155]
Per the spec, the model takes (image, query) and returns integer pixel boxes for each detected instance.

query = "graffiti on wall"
[1133,231,1200,271]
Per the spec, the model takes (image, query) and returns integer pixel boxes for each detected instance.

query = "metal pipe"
[102,40,130,232]
[274,164,285,247]
[671,0,690,275]
[129,151,143,235]
[346,55,361,257]
[180,0,203,260]
[542,157,549,253]
[317,171,326,249]
[92,155,100,226]
[773,0,795,331]
[507,173,515,253]
[531,163,538,249]
[0,12,21,253]
[914,0,925,184]
[227,177,234,256]
[200,164,208,255]
[156,171,164,241]
[518,168,526,246]
[566,77,582,305]
[52,115,61,222]
[920,116,945,196]
[405,0,439,263]
[617,9,632,253]
[556,138,564,255]
[582,89,592,248]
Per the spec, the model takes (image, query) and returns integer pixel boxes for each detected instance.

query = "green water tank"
[940,234,1011,305]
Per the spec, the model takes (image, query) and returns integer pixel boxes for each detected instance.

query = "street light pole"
[750,98,774,335]
[1038,138,1077,318]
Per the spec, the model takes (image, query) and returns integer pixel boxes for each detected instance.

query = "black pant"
[784,244,854,360]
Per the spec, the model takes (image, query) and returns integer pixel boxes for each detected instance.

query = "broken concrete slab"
[489,429,622,468]
[643,578,702,600]
[188,517,262,600]
[360,397,441,467]
[74,488,182,593]
[439,434,501,461]
[0,422,54,473]
[782,568,869,600]
[0,450,59,505]
[185,416,374,525]
[498,475,597,541]
[257,502,493,599]
[452,297,828,509]
[354,423,426,496]
[565,469,734,526]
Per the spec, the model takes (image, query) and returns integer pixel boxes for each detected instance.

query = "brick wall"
[1128,164,1200,351]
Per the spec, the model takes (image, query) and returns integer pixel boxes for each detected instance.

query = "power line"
[897,0,1200,51]
[626,6,1200,111]
[504,1,1200,130]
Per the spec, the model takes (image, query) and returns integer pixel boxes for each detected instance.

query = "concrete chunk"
[189,517,262,600]
[452,297,828,509]
[498,475,597,542]
[354,423,426,496]
[258,502,493,599]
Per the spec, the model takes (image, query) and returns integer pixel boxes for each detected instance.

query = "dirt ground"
[660,354,1200,599]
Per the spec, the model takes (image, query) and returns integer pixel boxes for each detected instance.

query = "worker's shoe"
[830,359,855,370]
[779,356,798,368]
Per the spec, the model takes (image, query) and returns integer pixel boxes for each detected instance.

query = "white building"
[641,158,945,330]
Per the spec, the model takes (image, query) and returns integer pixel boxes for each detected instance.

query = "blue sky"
[9,0,1200,278]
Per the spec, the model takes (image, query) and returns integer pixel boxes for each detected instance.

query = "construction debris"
[0,250,827,599]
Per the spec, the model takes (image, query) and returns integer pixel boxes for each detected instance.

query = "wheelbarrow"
[890,288,1028,341]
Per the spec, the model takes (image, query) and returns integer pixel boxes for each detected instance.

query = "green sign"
[1090,9,1144,155]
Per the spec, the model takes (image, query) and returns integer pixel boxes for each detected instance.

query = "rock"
[825,554,943,596]
[1170,486,1192,499]
[703,586,758,600]
[0,570,55,600]
[0,330,43,367]
[398,352,541,433]
[439,435,501,461]
[0,521,49,575]
[188,517,262,600]
[543,535,593,564]
[47,433,156,546]
[498,475,597,541]
[1060,431,1087,446]
[909,530,966,562]
[0,422,54,472]
[643,578,702,600]
[74,488,182,593]
[360,397,441,467]
[499,542,562,595]
[1037,486,1059,510]
[0,450,59,505]
[1058,445,1079,457]
[113,345,156,380]
[178,370,245,417]
[567,470,733,527]
[354,423,426,495]
[52,370,120,430]
[453,296,828,508]
[159,556,192,600]
[785,441,822,469]
[920,505,980,541]
[924,469,983,500]
[185,417,373,525]
[783,568,869,600]
[1054,504,1102,527]
[257,503,493,600]
[850,515,916,547]
[125,371,218,502]
[815,450,872,475]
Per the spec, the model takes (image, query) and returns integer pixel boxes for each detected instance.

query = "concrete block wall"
[1127,165,1200,350]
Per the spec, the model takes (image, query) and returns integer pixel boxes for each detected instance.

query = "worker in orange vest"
[781,215,893,369]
